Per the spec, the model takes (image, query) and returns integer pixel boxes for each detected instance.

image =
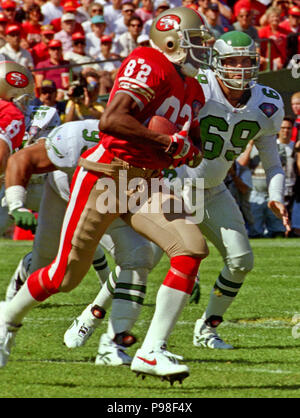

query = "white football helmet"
[213,31,260,90]
[150,7,212,77]
[0,61,34,112]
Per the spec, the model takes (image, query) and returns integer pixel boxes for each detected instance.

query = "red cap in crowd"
[72,31,85,41]
[41,24,55,35]
[48,39,62,48]
[100,35,113,44]
[288,6,300,16]
[1,1,16,9]
[63,1,78,12]
[5,23,20,34]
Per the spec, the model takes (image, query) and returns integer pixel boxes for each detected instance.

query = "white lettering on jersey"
[155,96,192,128]
[1,119,23,139]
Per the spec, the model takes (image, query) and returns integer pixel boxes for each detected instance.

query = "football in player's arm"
[0,7,213,384]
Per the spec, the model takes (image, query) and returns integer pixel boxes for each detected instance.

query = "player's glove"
[166,129,202,169]
[189,275,200,304]
[10,208,37,233]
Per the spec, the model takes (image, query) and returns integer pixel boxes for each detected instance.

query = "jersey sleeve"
[255,134,285,203]
[45,120,100,171]
[0,105,25,153]
[257,86,284,136]
[45,125,74,170]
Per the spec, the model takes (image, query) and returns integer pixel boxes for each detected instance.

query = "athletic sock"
[90,268,117,311]
[202,267,247,320]
[92,246,111,286]
[2,280,40,326]
[106,267,147,338]
[141,255,200,352]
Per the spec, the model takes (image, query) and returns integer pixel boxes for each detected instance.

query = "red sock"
[27,266,59,302]
[163,255,201,295]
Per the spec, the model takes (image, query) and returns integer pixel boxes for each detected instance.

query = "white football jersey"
[45,119,100,174]
[177,69,284,189]
[25,105,61,142]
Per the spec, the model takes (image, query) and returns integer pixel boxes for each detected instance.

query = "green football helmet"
[212,31,260,90]
[150,7,213,77]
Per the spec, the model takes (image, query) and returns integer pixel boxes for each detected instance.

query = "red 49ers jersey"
[0,100,25,153]
[100,47,205,169]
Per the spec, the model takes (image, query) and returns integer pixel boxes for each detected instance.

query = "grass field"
[0,238,300,399]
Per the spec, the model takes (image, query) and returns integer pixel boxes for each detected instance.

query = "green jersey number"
[82,129,99,143]
[262,88,280,100]
[200,116,260,161]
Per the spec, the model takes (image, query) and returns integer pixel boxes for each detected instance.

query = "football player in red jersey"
[0,60,34,173]
[0,7,211,383]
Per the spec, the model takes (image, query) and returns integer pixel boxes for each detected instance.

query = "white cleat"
[193,317,233,349]
[64,304,105,348]
[5,253,32,301]
[131,343,189,384]
[0,302,21,368]
[95,333,134,366]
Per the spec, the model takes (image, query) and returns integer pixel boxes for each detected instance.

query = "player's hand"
[166,131,202,168]
[189,276,200,304]
[10,208,37,233]
[268,200,291,233]
[166,128,192,159]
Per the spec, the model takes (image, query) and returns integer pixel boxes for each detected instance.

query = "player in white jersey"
[0,103,61,236]
[66,31,290,355]
[170,31,290,348]
[4,119,155,365]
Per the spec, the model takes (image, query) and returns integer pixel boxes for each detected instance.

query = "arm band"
[5,185,27,213]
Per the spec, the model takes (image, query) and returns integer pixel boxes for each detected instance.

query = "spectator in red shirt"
[34,39,70,101]
[280,6,300,60]
[30,24,55,65]
[21,4,43,49]
[279,5,300,32]
[1,0,20,33]
[233,0,267,26]
[260,0,291,27]
[258,6,288,70]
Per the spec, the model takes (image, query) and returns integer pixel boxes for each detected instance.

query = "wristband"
[5,185,27,214]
